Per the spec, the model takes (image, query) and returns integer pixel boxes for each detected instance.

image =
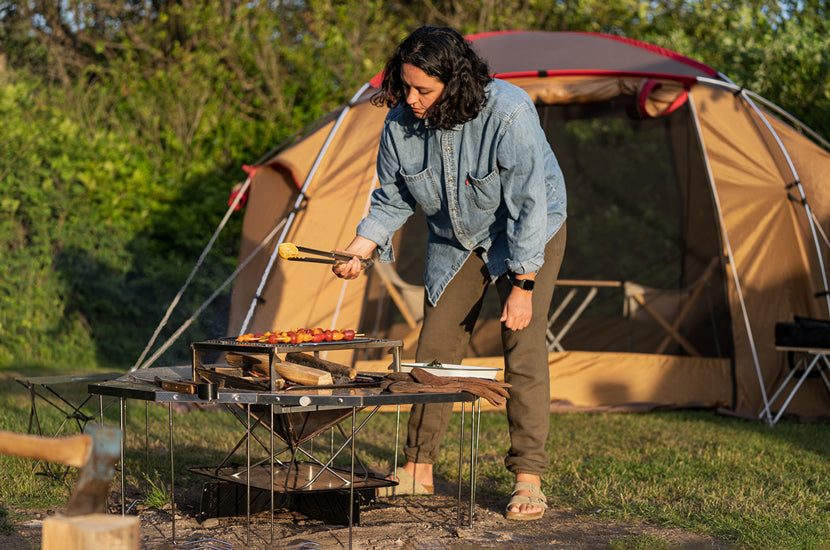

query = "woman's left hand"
[500,288,533,331]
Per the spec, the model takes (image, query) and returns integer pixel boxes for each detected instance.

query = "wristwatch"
[511,278,535,291]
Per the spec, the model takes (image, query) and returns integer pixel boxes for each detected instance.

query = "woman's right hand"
[333,256,364,279]
[332,236,377,280]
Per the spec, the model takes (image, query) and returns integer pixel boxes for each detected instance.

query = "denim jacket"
[357,78,567,306]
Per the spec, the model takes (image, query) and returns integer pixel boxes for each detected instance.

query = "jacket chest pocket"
[401,167,442,215]
[464,169,501,212]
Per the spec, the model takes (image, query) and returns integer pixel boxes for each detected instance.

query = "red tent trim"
[493,69,701,87]
[568,31,718,78]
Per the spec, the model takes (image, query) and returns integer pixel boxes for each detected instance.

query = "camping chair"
[763,317,830,425]
[374,262,425,350]
[547,280,623,352]
[622,258,719,356]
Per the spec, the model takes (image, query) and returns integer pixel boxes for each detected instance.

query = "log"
[271,361,333,386]
[226,352,342,385]
[225,352,268,369]
[285,352,357,380]
[43,514,139,550]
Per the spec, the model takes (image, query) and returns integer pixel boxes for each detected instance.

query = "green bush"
[0,73,243,368]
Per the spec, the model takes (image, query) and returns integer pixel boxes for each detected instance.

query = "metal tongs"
[278,242,374,269]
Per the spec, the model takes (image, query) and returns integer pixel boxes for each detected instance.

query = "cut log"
[285,352,357,379]
[226,352,268,369]
[272,361,333,386]
[43,514,140,550]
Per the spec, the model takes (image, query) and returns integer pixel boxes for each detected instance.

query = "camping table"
[88,367,481,549]
[761,346,830,425]
[16,372,121,480]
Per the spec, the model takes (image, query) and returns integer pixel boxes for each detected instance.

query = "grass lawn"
[1,365,829,549]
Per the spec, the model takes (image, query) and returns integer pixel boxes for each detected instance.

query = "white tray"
[399,362,501,380]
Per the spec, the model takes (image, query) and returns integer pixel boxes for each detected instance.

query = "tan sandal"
[504,481,547,521]
[376,466,434,497]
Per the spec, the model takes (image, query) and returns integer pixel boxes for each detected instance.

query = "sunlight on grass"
[542,411,830,549]
[142,472,171,509]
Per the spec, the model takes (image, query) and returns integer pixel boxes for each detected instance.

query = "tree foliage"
[0,0,827,368]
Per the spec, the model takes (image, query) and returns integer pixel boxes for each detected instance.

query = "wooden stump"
[43,514,139,550]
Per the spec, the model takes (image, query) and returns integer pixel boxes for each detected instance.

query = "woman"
[333,26,566,521]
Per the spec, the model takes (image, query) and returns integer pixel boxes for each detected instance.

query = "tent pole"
[239,82,373,334]
[133,217,287,370]
[698,77,830,152]
[698,77,830,315]
[687,90,774,424]
[737,90,830,316]
[130,174,253,372]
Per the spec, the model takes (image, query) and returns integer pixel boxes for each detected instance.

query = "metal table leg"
[169,402,176,543]
[120,397,126,516]
[246,403,251,548]
[349,406,357,549]
[270,403,275,545]
[457,401,465,528]
[145,402,150,480]
[469,398,481,527]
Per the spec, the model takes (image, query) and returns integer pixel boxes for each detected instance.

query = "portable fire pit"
[186,337,402,523]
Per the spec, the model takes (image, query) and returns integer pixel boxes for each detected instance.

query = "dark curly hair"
[371,26,492,129]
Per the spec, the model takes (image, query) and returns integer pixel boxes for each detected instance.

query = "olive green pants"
[405,224,566,476]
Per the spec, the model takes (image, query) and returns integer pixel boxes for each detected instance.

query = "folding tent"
[225,31,830,421]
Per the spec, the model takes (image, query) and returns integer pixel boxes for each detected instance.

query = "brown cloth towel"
[382,367,511,407]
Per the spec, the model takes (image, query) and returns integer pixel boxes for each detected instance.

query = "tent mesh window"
[539,96,731,357]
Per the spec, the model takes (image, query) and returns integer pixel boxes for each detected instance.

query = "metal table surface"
[88,365,481,548]
[92,365,476,408]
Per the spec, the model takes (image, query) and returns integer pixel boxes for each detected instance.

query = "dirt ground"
[3,477,729,550]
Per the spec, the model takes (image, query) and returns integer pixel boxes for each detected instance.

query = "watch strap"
[511,278,535,291]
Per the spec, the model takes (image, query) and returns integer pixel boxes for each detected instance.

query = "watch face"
[513,278,534,290]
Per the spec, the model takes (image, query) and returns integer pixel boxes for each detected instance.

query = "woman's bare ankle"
[404,462,433,485]
[515,472,541,487]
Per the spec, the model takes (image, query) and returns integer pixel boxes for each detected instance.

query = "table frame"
[16,372,120,480]
[761,346,830,425]
[89,367,481,549]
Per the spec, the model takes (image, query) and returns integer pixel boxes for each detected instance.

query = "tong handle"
[295,245,352,261]
[295,246,374,269]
